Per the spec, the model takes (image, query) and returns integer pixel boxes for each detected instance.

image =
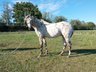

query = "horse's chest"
[34,27,46,37]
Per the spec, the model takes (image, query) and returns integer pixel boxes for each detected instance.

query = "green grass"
[0,30,96,72]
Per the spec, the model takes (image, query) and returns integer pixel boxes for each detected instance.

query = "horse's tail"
[70,29,74,38]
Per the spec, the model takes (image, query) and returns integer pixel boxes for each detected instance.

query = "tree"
[1,2,12,26]
[70,19,82,29]
[42,12,53,23]
[86,22,95,29]
[0,18,6,26]
[54,16,67,23]
[13,2,42,25]
[70,19,96,30]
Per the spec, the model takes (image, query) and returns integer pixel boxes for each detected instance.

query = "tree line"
[0,2,96,31]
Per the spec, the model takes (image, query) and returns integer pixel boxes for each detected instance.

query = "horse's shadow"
[71,48,96,57]
[0,47,40,51]
[72,49,96,54]
[1,48,96,57]
[49,48,96,57]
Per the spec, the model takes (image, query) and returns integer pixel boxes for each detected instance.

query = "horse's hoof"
[59,53,63,56]
[45,52,48,56]
[37,54,43,58]
[67,55,70,58]
[37,55,40,58]
[59,52,64,56]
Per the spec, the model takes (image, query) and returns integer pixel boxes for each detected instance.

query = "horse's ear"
[28,14,31,16]
[26,14,31,18]
[30,13,33,16]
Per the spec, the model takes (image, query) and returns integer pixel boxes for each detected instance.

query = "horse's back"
[45,21,73,38]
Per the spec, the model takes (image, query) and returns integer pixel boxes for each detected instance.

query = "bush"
[70,20,96,30]
[0,25,34,32]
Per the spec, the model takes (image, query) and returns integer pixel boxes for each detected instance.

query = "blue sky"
[0,0,96,23]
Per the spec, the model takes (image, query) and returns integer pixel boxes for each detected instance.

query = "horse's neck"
[32,18,44,29]
[32,19,45,37]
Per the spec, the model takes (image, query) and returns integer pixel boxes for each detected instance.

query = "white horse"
[24,15,74,57]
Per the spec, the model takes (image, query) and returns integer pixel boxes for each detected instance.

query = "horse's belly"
[46,27,61,37]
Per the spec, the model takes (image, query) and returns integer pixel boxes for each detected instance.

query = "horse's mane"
[33,17,46,27]
[25,15,50,27]
[40,19,50,25]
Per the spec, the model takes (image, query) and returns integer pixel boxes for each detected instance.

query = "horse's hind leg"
[60,34,72,57]
[60,36,67,55]
[66,38,72,57]
[60,42,67,55]
[67,41,72,57]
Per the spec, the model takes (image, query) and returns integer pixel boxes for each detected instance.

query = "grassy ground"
[0,30,96,72]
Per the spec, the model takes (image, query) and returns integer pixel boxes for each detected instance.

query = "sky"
[0,0,96,23]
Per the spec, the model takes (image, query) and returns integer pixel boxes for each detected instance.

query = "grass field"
[0,30,96,72]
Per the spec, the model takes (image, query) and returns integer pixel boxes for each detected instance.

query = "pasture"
[0,30,96,72]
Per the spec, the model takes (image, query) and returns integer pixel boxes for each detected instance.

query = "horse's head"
[24,15,43,29]
[24,14,35,30]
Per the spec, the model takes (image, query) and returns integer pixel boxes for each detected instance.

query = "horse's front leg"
[43,38,48,55]
[38,37,43,57]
